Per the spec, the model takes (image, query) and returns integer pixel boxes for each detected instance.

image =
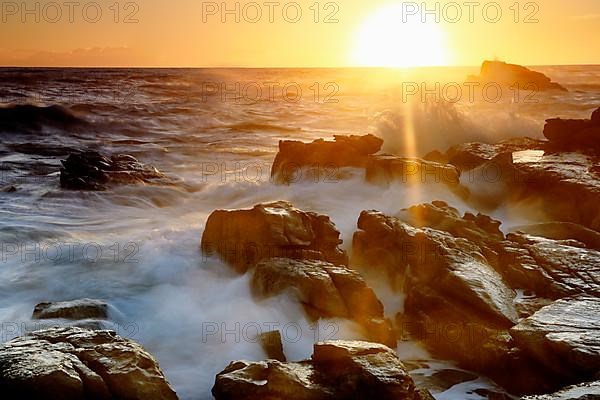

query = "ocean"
[1,66,599,399]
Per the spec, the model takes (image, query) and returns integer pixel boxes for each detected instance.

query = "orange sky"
[1,0,599,67]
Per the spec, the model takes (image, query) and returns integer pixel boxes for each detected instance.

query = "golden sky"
[1,0,599,67]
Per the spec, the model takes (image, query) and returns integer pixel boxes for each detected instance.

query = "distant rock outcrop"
[60,151,174,191]
[0,327,178,400]
[212,340,434,400]
[544,106,600,151]
[201,201,348,272]
[469,60,567,91]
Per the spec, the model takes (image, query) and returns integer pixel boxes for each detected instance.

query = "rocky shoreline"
[1,107,599,399]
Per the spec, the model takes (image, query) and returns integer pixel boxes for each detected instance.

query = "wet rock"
[271,134,383,183]
[201,201,348,273]
[0,185,17,193]
[498,233,600,299]
[0,326,178,400]
[258,331,286,362]
[32,299,109,320]
[60,151,173,191]
[544,107,600,151]
[522,380,600,400]
[354,209,518,326]
[212,340,434,400]
[468,150,600,231]
[252,258,395,347]
[410,368,478,394]
[424,137,545,172]
[511,295,600,380]
[365,155,461,187]
[510,222,600,251]
[468,60,567,91]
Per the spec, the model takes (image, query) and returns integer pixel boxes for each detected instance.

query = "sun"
[352,4,449,67]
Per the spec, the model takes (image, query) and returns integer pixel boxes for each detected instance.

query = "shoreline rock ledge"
[0,326,178,400]
[212,340,434,400]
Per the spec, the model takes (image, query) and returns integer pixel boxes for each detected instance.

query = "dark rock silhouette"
[212,340,434,400]
[544,106,600,151]
[0,327,178,400]
[469,60,567,91]
[60,151,173,190]
[32,298,109,320]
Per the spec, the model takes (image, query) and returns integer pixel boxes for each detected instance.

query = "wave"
[0,104,88,134]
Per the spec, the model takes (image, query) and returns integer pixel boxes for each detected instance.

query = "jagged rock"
[212,340,434,400]
[468,60,567,91]
[252,258,395,347]
[0,327,177,400]
[466,149,600,231]
[544,107,600,151]
[423,137,545,172]
[60,151,173,190]
[32,299,109,320]
[511,296,600,381]
[271,134,383,183]
[498,233,600,299]
[201,201,348,273]
[354,209,518,326]
[258,331,286,362]
[510,222,600,251]
[365,155,461,187]
[522,380,600,400]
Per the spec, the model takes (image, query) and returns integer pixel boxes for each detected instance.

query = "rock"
[201,201,348,273]
[0,185,17,193]
[365,155,461,187]
[467,150,600,231]
[354,210,518,326]
[0,326,177,400]
[258,331,286,362]
[212,340,434,400]
[510,222,600,251]
[522,380,600,400]
[498,233,600,299]
[511,296,600,380]
[409,368,478,394]
[251,258,395,347]
[423,137,545,172]
[60,151,173,191]
[32,299,109,320]
[271,134,383,183]
[543,107,600,151]
[468,60,567,91]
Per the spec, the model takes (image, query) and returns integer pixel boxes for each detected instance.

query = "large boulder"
[543,107,600,151]
[212,340,434,400]
[201,201,348,273]
[0,327,177,400]
[251,258,395,346]
[60,151,173,191]
[271,135,383,183]
[511,296,600,381]
[469,60,567,91]
[32,299,109,320]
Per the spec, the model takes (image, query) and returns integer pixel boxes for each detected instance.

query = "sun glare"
[352,5,449,68]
